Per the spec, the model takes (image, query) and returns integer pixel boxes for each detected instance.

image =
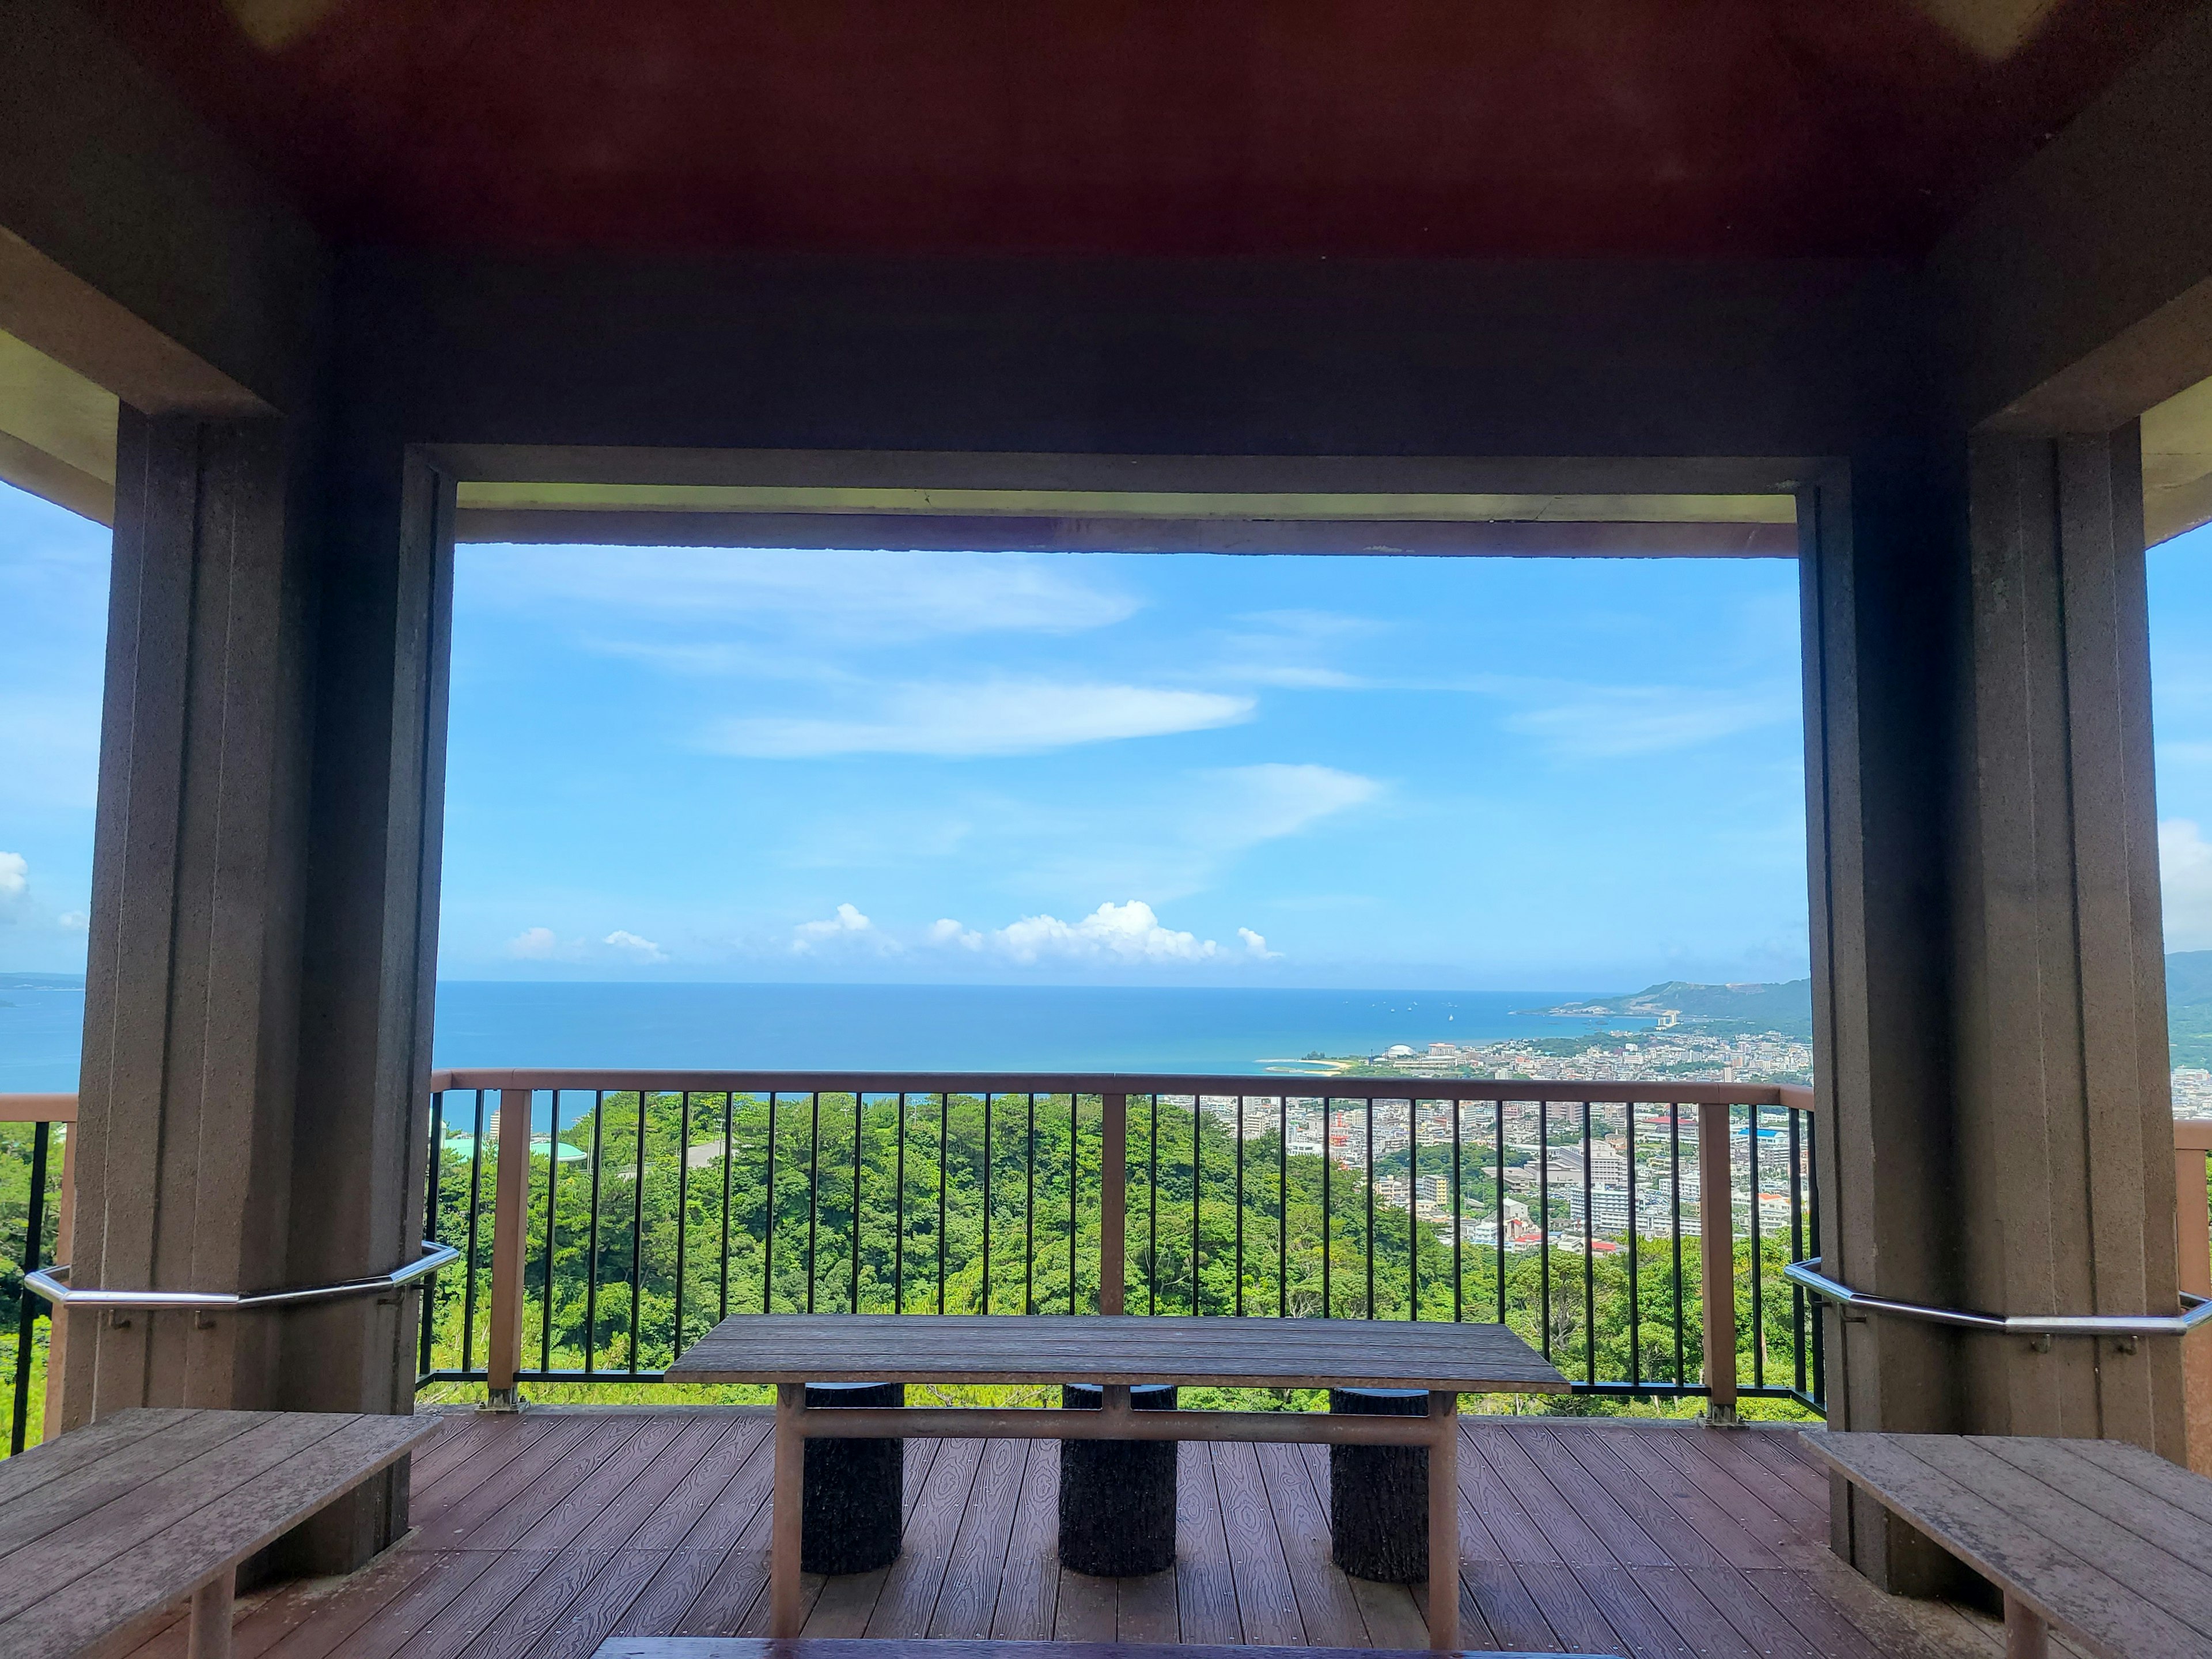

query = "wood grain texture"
[667,1313,1566,1391]
[1804,1430,2212,1658]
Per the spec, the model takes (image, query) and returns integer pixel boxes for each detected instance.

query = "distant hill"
[1529,979,1812,1035]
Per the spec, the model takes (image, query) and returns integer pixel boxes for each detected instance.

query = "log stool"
[1327,1387,1427,1582]
[1057,1382,1178,1576]
[801,1381,904,1574]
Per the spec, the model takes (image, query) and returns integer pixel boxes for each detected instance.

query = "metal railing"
[418,1070,1825,1416]
[0,1095,74,1459]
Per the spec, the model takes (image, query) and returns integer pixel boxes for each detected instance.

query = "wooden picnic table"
[0,1406,441,1659]
[666,1313,1568,1652]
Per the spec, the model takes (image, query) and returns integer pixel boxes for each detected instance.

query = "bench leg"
[1426,1391,1459,1652]
[772,1382,804,1638]
[2003,1592,2048,1659]
[185,1567,234,1659]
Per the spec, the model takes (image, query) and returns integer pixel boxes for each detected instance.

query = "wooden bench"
[1802,1429,2212,1659]
[592,1639,1621,1659]
[0,1406,442,1659]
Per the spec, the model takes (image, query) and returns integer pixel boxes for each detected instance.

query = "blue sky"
[6,476,2208,989]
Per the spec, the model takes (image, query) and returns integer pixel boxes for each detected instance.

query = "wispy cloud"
[792,903,885,953]
[1473,675,1797,759]
[604,929,668,963]
[707,680,1254,759]
[467,546,1138,644]
[2163,819,2212,950]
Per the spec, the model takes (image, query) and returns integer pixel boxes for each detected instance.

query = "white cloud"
[506,926,575,960]
[468,546,1137,645]
[709,680,1253,759]
[1481,676,1797,759]
[2161,819,2212,950]
[0,853,25,900]
[918,900,1278,968]
[1238,927,1281,959]
[928,918,983,949]
[56,911,86,930]
[604,929,668,963]
[793,903,882,953]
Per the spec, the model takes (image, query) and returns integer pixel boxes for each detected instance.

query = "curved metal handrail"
[22,1240,460,1312]
[1783,1256,2211,1337]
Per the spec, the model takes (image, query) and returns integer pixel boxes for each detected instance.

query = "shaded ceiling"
[88,0,2192,259]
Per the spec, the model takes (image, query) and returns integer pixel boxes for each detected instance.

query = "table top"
[1801,1430,2212,1659]
[0,1407,442,1659]
[593,1639,1603,1659]
[666,1313,1568,1392]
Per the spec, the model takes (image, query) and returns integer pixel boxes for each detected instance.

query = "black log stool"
[1327,1387,1427,1582]
[801,1381,904,1575]
[1057,1382,1178,1576]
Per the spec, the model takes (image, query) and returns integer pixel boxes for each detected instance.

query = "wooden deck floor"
[118,1409,2023,1659]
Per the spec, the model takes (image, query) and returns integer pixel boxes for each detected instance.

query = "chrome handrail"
[22,1240,460,1311]
[1783,1256,2212,1336]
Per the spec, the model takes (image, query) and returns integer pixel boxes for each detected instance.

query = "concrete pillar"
[1806,431,2188,1592]
[65,408,453,1572]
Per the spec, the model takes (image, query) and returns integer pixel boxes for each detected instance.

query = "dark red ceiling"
[92,0,2191,258]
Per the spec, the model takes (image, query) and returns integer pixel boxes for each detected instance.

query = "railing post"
[1100,1094,1126,1315]
[484,1088,532,1409]
[40,1120,73,1444]
[1698,1099,1739,1424]
[2179,1122,2212,1475]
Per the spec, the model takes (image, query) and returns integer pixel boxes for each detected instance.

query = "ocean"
[1,982,1642,1092]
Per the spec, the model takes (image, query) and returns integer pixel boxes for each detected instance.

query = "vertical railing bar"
[1069,1094,1079,1315]
[541,1091,559,1375]
[1808,1119,1824,1407]
[586,1092,604,1372]
[1538,1098,1551,1362]
[937,1092,948,1316]
[463,1091,486,1374]
[1749,1103,1765,1391]
[1364,1097,1376,1320]
[1149,1094,1160,1317]
[1025,1093,1036,1316]
[764,1093,779,1315]
[1495,1100,1506,1326]
[896,1093,907,1317]
[1581,1100,1596,1387]
[1627,1098,1640,1391]
[1191,1094,1202,1316]
[719,1092,735,1324]
[1790,1105,1806,1397]
[1452,1095,1464,1325]
[11,1120,51,1455]
[1670,1101,1684,1388]
[982,1093,993,1316]
[1277,1096,1288,1320]
[851,1091,864,1315]
[1409,1100,1420,1322]
[422,1091,444,1377]
[629,1089,646,1374]
[806,1093,820,1316]
[1235,1097,1245,1318]
[1321,1100,1333,1319]
[673,1092,691,1360]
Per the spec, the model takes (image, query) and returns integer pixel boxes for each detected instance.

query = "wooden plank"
[589,1642,1586,1659]
[225,1546,447,1659]
[667,1313,1566,1392]
[418,1416,627,1547]
[1252,1440,1368,1647]
[1626,1566,1768,1658]
[341,1551,552,1659]
[5,1415,441,1659]
[1677,1427,1826,1533]
[407,1414,502,1491]
[604,1552,729,1643]
[516,1419,699,1552]
[1347,1580,1430,1652]
[930,1439,1030,1638]
[1636,1424,1815,1546]
[1208,1441,1302,1646]
[1512,1562,1628,1657]
[1516,1426,1674,1569]
[2053,1435,2212,1528]
[1803,1433,2210,1658]
[802,1566,892,1638]
[1578,1427,1786,1571]
[297,1551,503,1659]
[1050,1569,1118,1642]
[1452,1425,1564,1566]
[1176,1441,1243,1645]
[1465,1423,1616,1570]
[0,1408,273,1555]
[1573,1565,1702,1659]
[413,1416,569,1518]
[563,1418,741,1555]
[1459,1558,1565,1653]
[862,1435,984,1636]
[1735,1566,1895,1659]
[448,1545,605,1659]
[616,1419,769,1552]
[1113,1566,1179,1645]
[988,1436,1059,1640]
[507,1548,675,1659]
[1899,1437,2212,1637]
[672,1466,790,1639]
[0,1407,198,1509]
[1724,1427,1830,1509]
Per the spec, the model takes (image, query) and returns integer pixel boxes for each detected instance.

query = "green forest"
[418,1090,1824,1419]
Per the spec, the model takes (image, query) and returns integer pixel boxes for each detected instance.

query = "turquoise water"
[3,982,1642,1092]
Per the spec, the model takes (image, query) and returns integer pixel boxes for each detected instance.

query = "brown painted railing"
[420,1070,1823,1416]
[0,1094,75,1457]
